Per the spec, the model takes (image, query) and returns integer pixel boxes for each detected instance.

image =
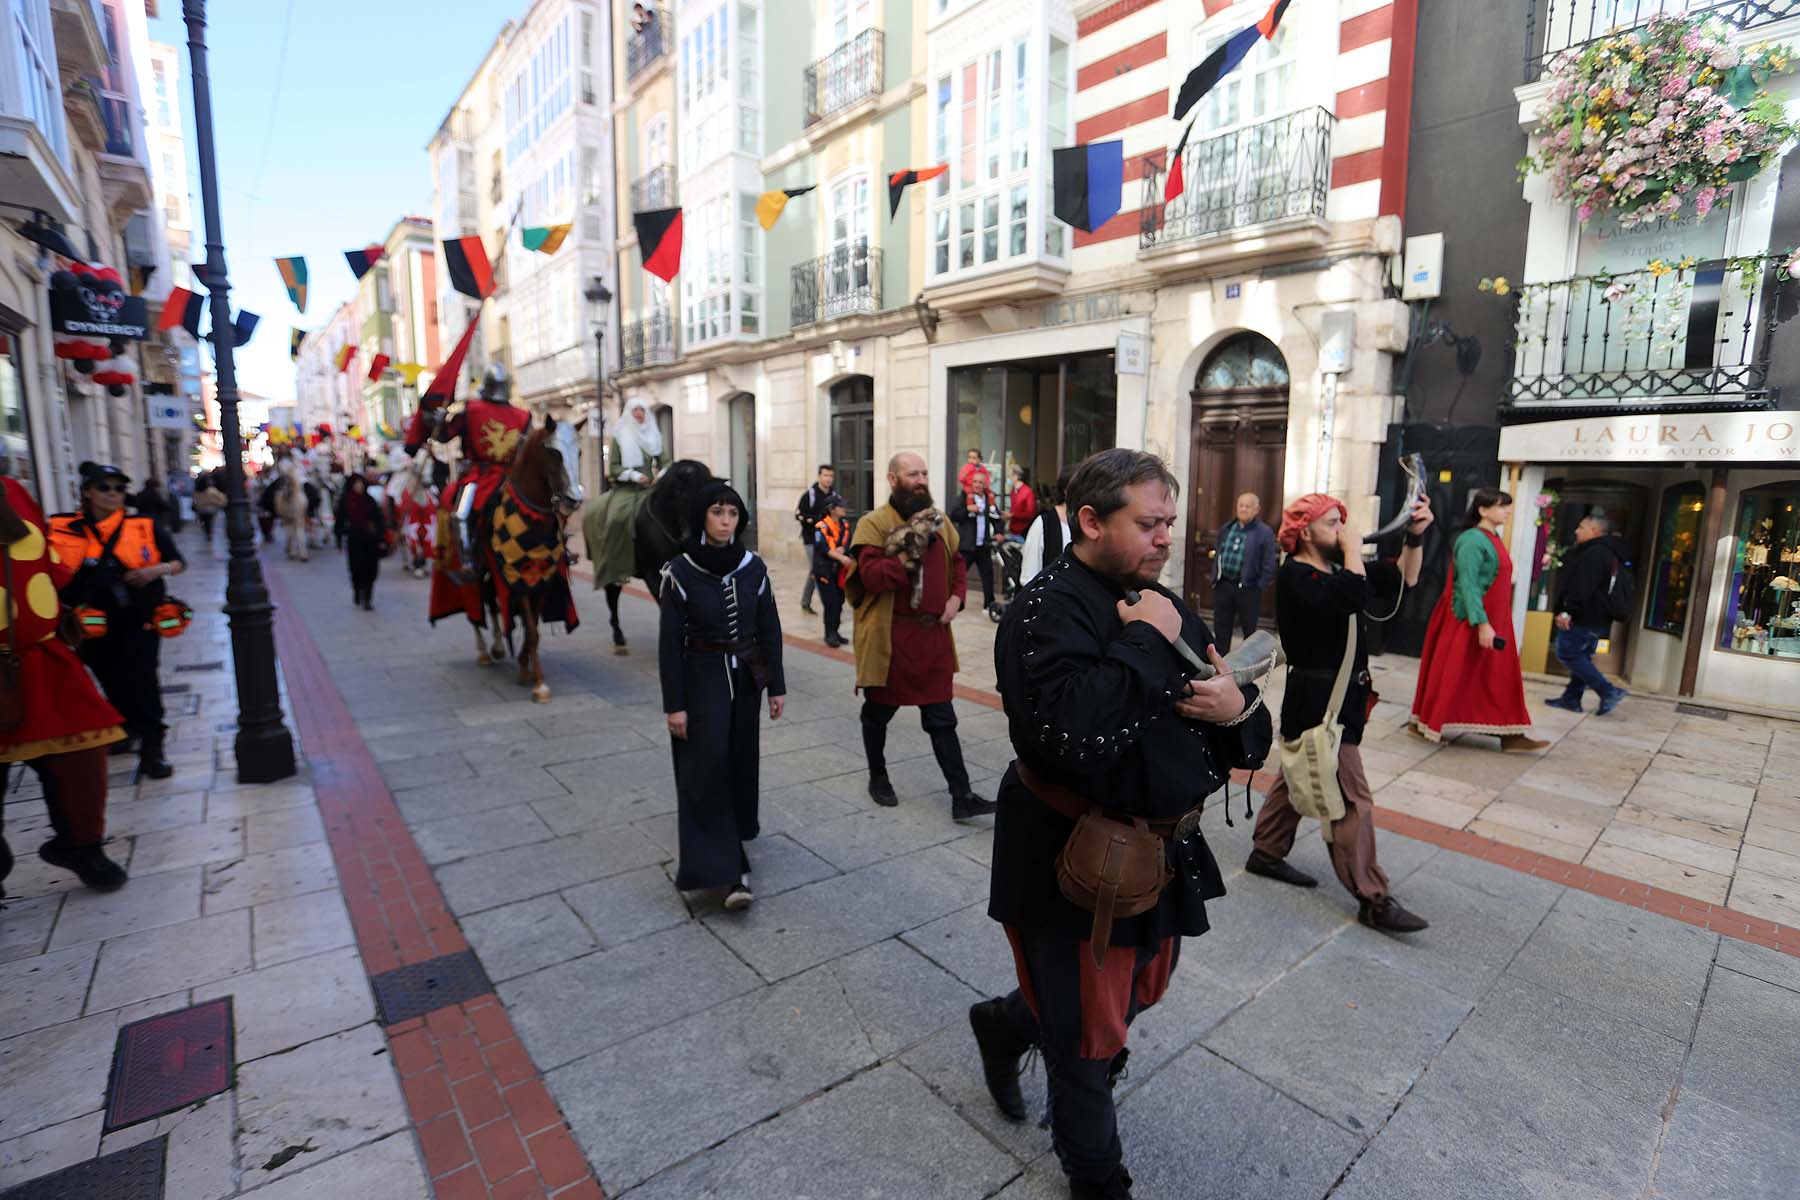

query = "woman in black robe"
[659,482,786,908]
[335,475,387,611]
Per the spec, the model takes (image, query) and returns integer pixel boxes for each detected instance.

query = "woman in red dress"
[0,478,129,897]
[1411,488,1549,752]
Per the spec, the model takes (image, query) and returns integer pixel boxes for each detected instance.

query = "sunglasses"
[89,483,128,494]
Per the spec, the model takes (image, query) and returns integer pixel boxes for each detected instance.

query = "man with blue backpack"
[1545,513,1634,716]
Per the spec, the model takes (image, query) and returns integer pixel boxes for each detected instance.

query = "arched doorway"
[727,392,757,551]
[829,375,874,521]
[1183,333,1289,619]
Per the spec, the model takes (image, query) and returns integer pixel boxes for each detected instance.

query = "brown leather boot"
[1359,896,1429,934]
[1500,733,1550,753]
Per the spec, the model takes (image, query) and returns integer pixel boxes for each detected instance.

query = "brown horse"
[489,415,584,701]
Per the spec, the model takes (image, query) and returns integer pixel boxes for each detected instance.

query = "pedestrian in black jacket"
[1546,515,1629,715]
[794,465,839,615]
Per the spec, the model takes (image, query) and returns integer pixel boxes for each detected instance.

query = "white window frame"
[928,35,1062,284]
[828,170,873,305]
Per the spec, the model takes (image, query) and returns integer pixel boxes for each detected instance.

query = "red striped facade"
[1070,0,1412,253]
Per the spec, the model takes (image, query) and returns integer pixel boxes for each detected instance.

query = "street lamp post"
[583,278,612,495]
[182,0,295,783]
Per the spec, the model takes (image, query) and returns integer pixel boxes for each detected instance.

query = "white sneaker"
[724,880,754,911]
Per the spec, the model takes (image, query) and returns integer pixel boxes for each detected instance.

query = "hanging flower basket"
[1522,15,1799,227]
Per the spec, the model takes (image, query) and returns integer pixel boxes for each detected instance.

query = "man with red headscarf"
[1245,490,1434,934]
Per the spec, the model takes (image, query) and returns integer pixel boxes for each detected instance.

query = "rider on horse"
[428,362,531,625]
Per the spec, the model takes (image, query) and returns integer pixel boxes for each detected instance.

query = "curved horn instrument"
[1363,452,1426,544]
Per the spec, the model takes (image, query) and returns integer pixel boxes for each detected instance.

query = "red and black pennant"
[634,208,683,283]
[158,286,204,338]
[1164,118,1195,203]
[419,317,479,410]
[888,165,948,219]
[367,352,390,382]
[441,235,494,300]
[344,244,385,280]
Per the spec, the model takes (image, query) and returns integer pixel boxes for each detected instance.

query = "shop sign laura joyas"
[1499,411,1800,463]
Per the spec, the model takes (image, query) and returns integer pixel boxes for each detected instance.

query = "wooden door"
[830,376,875,520]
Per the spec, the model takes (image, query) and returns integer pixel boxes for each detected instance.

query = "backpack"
[1605,555,1638,623]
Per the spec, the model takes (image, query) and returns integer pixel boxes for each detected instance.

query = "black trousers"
[996,928,1178,1189]
[1211,580,1262,651]
[816,577,845,640]
[962,547,995,608]
[861,699,971,796]
[81,627,165,758]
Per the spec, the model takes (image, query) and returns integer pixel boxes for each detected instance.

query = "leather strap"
[1322,612,1357,724]
[1014,759,1191,838]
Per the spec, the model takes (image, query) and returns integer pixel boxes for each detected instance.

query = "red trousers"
[25,749,110,844]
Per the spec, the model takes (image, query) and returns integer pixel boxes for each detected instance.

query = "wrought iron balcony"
[1502,255,1787,413]
[1525,1,1800,81]
[1138,107,1334,251]
[629,164,676,211]
[622,310,676,369]
[792,241,882,326]
[626,6,670,83]
[804,29,884,126]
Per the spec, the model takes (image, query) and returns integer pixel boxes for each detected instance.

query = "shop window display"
[1721,483,1800,660]
[1645,483,1704,636]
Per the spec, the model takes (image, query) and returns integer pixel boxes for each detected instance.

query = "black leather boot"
[136,730,174,781]
[1069,1167,1134,1199]
[1359,896,1430,934]
[968,998,1031,1122]
[38,838,128,892]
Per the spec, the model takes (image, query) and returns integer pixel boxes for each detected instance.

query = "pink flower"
[1578,203,1596,222]
[1695,186,1718,216]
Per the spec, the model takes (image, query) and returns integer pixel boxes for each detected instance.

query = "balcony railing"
[804,29,884,126]
[1502,255,1786,411]
[629,164,677,211]
[1138,107,1334,251]
[792,241,882,326]
[98,88,133,158]
[622,310,676,369]
[1525,1,1800,80]
[626,7,670,82]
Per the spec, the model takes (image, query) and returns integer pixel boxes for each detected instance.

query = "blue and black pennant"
[1052,140,1125,233]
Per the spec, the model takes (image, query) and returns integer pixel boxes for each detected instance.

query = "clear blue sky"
[146,1,509,406]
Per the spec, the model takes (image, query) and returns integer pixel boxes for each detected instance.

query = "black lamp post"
[182,0,296,783]
[583,277,612,494]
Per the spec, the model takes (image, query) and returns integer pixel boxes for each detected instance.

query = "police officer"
[49,462,186,780]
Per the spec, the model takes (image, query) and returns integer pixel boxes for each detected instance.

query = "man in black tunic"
[973,449,1273,1200]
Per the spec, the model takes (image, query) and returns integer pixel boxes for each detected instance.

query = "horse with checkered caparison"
[488,415,585,702]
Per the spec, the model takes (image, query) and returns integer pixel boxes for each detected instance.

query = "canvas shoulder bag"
[1276,613,1357,841]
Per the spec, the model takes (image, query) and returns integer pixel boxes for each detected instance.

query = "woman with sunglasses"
[47,462,186,780]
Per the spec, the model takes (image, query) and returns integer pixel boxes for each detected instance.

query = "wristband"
[1404,530,1424,548]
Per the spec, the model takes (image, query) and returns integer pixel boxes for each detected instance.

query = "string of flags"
[755,187,815,231]
[441,235,495,300]
[522,224,572,254]
[344,244,384,280]
[275,256,307,312]
[290,328,305,361]
[335,345,355,373]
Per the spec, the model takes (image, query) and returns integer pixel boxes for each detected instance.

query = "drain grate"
[0,1136,165,1199]
[104,998,234,1133]
[1674,702,1729,720]
[173,661,224,674]
[370,950,493,1026]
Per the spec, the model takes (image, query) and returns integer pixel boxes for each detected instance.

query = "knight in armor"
[428,363,532,625]
[581,395,666,593]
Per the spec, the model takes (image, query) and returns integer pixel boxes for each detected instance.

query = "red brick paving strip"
[615,578,1800,956]
[266,563,605,1199]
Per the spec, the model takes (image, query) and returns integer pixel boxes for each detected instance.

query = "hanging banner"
[49,271,149,341]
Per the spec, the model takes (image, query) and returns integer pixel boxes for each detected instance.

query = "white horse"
[392,452,439,578]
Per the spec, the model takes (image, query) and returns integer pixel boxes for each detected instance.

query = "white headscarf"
[615,396,663,469]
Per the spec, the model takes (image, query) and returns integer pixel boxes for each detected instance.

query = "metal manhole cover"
[173,661,225,674]
[104,998,234,1133]
[0,1135,165,1199]
[370,950,493,1026]
[1674,702,1728,720]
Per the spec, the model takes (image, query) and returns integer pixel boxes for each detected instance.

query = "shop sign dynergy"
[1499,410,1800,463]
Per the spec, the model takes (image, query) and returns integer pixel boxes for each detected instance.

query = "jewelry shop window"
[1644,482,1704,636]
[1721,482,1800,660]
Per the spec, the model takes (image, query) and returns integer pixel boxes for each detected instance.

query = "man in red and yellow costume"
[426,363,530,625]
[1,477,129,897]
